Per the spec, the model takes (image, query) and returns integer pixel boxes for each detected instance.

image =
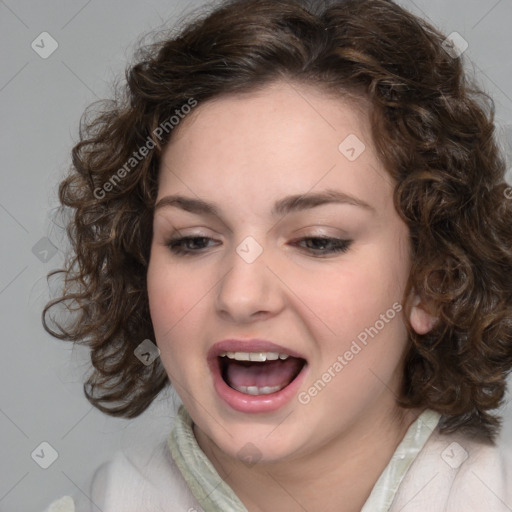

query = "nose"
[214,240,285,323]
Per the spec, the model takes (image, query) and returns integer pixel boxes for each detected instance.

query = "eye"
[166,236,219,256]
[292,237,352,256]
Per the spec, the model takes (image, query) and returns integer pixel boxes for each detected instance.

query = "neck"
[194,400,423,512]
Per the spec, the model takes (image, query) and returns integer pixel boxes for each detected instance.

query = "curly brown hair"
[43,0,512,440]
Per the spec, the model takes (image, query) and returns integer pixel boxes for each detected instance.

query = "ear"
[408,290,438,335]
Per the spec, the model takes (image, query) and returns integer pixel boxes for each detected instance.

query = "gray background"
[1,1,511,511]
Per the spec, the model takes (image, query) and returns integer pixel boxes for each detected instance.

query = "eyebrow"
[154,189,375,218]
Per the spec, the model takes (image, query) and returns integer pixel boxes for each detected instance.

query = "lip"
[208,339,307,360]
[207,339,308,414]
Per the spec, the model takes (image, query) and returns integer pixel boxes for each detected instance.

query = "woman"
[43,0,512,510]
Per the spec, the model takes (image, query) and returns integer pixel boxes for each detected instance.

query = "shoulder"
[391,426,512,512]
[43,438,203,512]
[442,431,512,511]
[90,438,203,511]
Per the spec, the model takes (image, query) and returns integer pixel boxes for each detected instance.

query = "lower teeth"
[232,384,284,395]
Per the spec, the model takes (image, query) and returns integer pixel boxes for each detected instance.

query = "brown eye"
[166,236,219,256]
[293,237,352,256]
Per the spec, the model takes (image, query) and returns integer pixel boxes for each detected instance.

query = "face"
[147,81,426,464]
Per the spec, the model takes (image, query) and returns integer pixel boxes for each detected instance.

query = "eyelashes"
[165,236,353,258]
[295,237,352,254]
[166,236,216,255]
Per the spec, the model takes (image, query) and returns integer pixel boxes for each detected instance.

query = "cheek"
[286,240,410,363]
[147,253,200,339]
[292,253,406,328]
[147,257,209,381]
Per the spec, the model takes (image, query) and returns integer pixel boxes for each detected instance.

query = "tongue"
[224,358,303,389]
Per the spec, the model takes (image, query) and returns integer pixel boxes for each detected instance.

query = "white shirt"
[44,405,512,511]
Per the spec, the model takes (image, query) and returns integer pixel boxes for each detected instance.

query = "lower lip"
[209,358,308,414]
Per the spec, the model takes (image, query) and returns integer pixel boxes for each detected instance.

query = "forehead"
[157,81,393,215]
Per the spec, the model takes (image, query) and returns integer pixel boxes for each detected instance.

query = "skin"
[147,80,437,512]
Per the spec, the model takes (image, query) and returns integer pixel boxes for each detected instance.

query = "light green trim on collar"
[361,409,442,512]
[168,406,248,511]
[169,405,441,512]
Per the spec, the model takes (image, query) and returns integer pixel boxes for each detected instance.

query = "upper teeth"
[219,351,289,361]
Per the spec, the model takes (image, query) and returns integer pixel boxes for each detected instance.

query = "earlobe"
[408,292,438,335]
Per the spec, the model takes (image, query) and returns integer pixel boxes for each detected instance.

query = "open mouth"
[218,351,306,396]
